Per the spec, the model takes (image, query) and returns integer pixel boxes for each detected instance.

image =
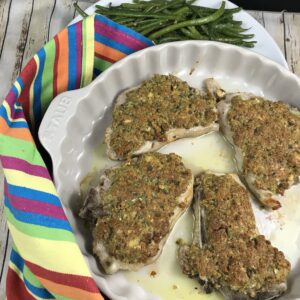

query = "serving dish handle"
[38,89,84,167]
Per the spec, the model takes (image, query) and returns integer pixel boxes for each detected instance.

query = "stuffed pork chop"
[105,74,218,160]
[178,173,291,299]
[217,91,300,210]
[80,152,193,274]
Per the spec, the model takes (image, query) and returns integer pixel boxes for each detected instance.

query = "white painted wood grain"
[0,0,12,64]
[0,235,12,299]
[48,0,76,39]
[284,13,300,75]
[250,10,286,57]
[0,161,8,288]
[22,0,56,67]
[0,0,33,99]
[48,0,100,39]
[248,10,265,27]
[262,11,285,58]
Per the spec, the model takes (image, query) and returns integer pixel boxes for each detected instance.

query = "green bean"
[137,20,169,31]
[127,21,153,32]
[216,29,254,39]
[120,3,154,9]
[180,27,207,40]
[186,0,197,4]
[95,8,181,20]
[190,5,241,15]
[180,28,197,39]
[200,24,210,36]
[132,19,159,25]
[188,26,206,38]
[153,0,186,13]
[119,20,139,27]
[111,17,135,23]
[140,22,172,35]
[229,20,243,26]
[212,23,248,32]
[214,37,256,47]
[154,31,186,42]
[144,5,156,13]
[214,14,235,24]
[174,6,190,16]
[149,1,225,39]
[73,3,88,18]
[188,4,204,18]
[222,7,242,16]
[156,36,187,43]
[133,0,167,5]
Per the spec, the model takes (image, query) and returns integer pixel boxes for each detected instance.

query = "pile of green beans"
[74,0,256,47]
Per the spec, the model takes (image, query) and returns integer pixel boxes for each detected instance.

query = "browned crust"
[179,172,290,298]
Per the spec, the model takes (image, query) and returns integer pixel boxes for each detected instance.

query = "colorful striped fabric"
[0,14,153,299]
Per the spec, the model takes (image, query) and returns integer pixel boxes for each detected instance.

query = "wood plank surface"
[22,0,56,67]
[0,235,12,299]
[0,0,12,61]
[0,1,299,296]
[248,10,265,26]
[48,0,76,39]
[0,0,33,99]
[284,13,300,74]
[0,162,8,298]
[248,11,286,59]
[262,12,285,56]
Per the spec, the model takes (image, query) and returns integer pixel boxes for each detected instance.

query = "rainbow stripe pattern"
[0,14,153,299]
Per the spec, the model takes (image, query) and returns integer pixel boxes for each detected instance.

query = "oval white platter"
[71,0,288,69]
[39,41,300,300]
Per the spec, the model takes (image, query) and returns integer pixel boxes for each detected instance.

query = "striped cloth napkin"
[0,14,153,300]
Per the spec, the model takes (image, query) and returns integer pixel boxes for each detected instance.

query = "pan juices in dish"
[80,152,193,274]
[105,74,219,160]
[178,173,291,299]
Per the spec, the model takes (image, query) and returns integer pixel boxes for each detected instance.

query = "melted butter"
[158,132,236,175]
[92,142,118,171]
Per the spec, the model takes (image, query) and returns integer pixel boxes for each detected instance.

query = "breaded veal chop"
[178,172,291,299]
[80,152,193,274]
[105,74,219,160]
[206,78,300,210]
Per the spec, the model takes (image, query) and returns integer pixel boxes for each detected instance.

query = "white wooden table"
[0,0,299,297]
